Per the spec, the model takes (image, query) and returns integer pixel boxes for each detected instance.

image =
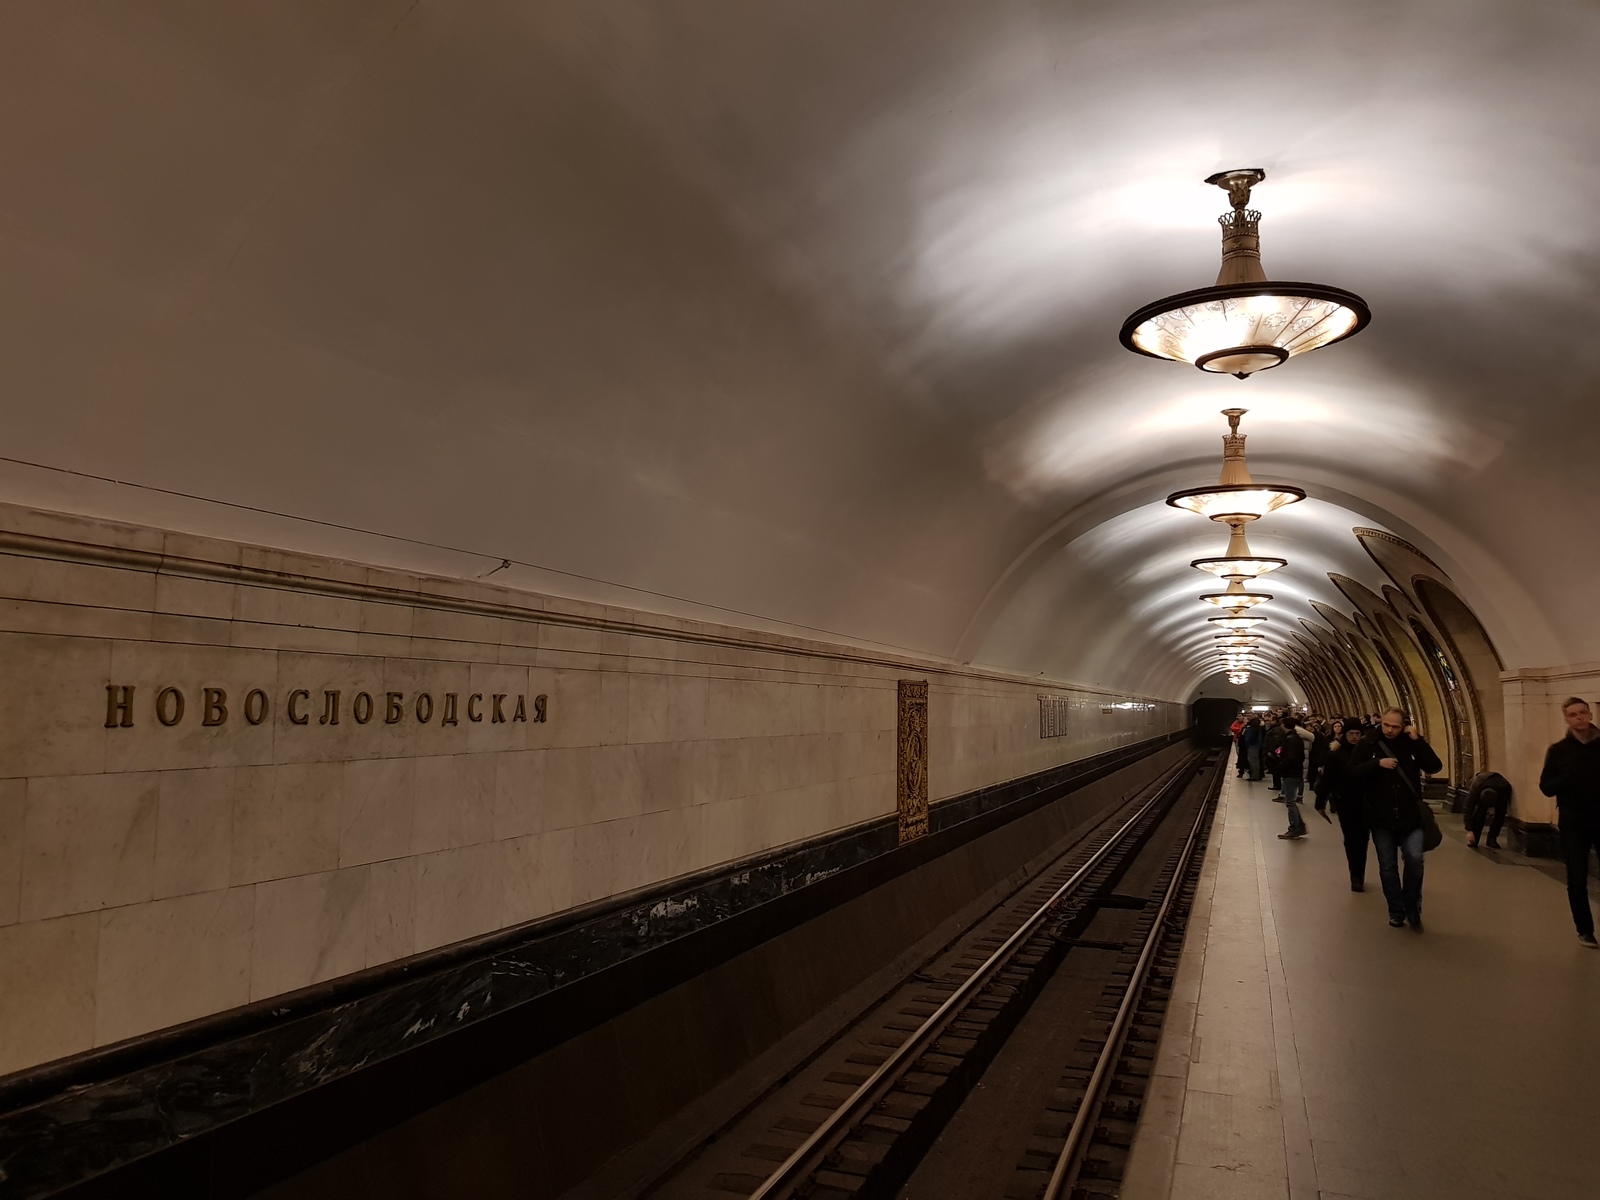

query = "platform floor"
[1121,769,1600,1200]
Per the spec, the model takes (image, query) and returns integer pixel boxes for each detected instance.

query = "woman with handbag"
[1349,708,1444,931]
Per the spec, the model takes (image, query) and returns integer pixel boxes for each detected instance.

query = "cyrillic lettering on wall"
[105,685,135,729]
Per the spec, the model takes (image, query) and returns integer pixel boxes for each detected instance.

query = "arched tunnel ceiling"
[0,2,1594,699]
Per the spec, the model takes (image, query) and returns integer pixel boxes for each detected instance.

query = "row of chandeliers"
[1119,168,1371,686]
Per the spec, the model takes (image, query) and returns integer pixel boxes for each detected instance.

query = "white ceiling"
[1,1,1594,698]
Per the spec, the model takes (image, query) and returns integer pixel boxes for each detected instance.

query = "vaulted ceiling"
[1,1,1593,699]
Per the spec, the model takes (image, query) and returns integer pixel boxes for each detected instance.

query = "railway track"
[646,746,1225,1200]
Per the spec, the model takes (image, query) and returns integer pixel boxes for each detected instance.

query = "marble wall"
[1501,662,1600,828]
[0,504,1182,1075]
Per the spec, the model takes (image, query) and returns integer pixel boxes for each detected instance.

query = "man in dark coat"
[1539,697,1600,948]
[1462,770,1511,850]
[1242,717,1265,781]
[1350,708,1443,930]
[1263,719,1287,794]
[1320,721,1368,890]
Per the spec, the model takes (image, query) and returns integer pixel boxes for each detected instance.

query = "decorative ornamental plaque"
[897,679,929,844]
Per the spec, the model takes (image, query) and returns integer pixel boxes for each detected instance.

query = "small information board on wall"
[897,679,929,843]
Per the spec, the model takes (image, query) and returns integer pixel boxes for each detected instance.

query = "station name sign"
[103,685,548,729]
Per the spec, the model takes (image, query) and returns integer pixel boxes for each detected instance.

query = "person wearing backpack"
[1274,715,1315,840]
[1350,708,1443,931]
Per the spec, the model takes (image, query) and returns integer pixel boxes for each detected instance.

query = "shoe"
[1408,913,1424,933]
[1350,882,1365,892]
[1486,839,1502,850]
[1317,808,1332,824]
[1466,834,1478,848]
[1580,934,1599,949]
[1277,831,1303,840]
[1389,916,1407,928]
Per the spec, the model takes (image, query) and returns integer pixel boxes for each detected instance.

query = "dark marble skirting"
[0,730,1186,1200]
[1508,817,1562,860]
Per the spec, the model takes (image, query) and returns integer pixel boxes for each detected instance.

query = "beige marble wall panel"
[21,772,159,922]
[0,633,113,779]
[230,762,341,886]
[153,767,235,899]
[96,887,253,1045]
[0,913,99,1074]
[251,867,370,1001]
[0,504,1186,1074]
[0,779,24,926]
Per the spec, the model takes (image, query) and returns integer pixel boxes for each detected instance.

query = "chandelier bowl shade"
[1210,614,1267,631]
[1200,590,1271,609]
[1167,483,1306,523]
[1120,282,1370,378]
[1191,554,1287,580]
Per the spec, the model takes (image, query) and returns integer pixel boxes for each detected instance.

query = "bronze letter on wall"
[897,679,929,844]
[156,686,186,727]
[244,689,269,725]
[104,685,136,729]
[202,688,228,727]
[288,689,310,725]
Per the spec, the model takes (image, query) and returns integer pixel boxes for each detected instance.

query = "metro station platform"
[1122,770,1600,1200]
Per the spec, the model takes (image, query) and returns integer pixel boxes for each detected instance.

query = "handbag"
[1381,739,1442,851]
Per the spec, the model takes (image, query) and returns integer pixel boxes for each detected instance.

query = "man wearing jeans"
[1351,708,1442,931]
[1274,715,1315,840]
[1538,697,1600,948]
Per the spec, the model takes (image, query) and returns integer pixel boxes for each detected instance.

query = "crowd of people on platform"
[1228,697,1600,947]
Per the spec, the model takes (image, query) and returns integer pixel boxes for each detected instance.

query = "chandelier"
[1192,519,1286,581]
[1120,168,1370,378]
[1168,409,1304,523]
[1210,613,1266,631]
[1200,579,1271,609]
[1227,671,1251,685]
[1214,633,1263,648]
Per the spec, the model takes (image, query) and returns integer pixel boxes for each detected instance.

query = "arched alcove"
[1416,577,1506,773]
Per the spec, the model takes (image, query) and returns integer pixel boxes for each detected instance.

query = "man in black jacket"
[1539,697,1600,948]
[1462,770,1511,850]
[1350,708,1442,930]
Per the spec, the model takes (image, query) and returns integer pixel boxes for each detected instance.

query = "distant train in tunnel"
[1191,696,1245,744]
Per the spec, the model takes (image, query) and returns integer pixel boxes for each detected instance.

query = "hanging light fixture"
[1210,613,1267,631]
[1227,671,1252,685]
[1168,409,1304,523]
[1192,519,1286,581]
[1200,579,1272,609]
[1120,168,1369,378]
[1214,633,1263,648]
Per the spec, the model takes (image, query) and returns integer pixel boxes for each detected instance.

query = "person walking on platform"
[1462,769,1511,850]
[1538,697,1600,949]
[1320,722,1368,889]
[1351,708,1442,930]
[1275,715,1315,840]
[1231,715,1247,777]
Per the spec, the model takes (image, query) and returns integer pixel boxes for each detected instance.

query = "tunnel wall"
[0,502,1184,1076]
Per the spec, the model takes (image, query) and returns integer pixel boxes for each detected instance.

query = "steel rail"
[1040,754,1224,1200]
[745,754,1204,1200]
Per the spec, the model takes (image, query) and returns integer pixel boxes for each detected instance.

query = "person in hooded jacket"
[1350,708,1442,930]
